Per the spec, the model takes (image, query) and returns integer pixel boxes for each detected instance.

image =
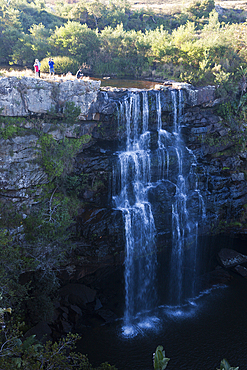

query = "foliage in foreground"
[0,327,240,370]
[0,321,117,369]
[153,345,170,370]
[153,346,239,370]
[218,359,239,370]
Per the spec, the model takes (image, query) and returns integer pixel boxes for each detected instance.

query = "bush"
[0,322,118,370]
[186,0,215,19]
[40,56,80,75]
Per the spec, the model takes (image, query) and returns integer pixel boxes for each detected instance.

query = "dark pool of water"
[78,274,247,370]
[78,237,247,370]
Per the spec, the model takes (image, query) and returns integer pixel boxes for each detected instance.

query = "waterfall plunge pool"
[77,236,247,370]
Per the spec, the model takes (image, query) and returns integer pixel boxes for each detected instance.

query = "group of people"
[33,58,84,80]
[33,57,55,78]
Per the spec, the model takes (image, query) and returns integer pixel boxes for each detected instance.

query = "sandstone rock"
[183,85,216,107]
[0,77,100,118]
[95,298,103,310]
[0,134,48,198]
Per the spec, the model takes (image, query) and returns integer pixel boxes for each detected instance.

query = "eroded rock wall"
[1,77,247,272]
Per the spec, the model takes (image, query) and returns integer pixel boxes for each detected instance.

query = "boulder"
[24,321,52,343]
[59,283,96,308]
[96,308,118,323]
[234,265,247,277]
[217,248,247,268]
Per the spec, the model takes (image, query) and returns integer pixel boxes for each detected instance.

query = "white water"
[113,89,206,333]
[113,92,157,333]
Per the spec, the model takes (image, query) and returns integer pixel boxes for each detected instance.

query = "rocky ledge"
[0,76,101,119]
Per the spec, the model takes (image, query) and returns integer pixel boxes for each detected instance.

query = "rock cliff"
[1,76,247,271]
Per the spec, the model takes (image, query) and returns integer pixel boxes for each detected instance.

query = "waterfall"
[113,91,157,331]
[113,88,206,332]
[168,90,206,306]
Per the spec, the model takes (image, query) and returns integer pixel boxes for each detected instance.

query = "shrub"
[153,346,170,370]
[40,56,80,75]
[38,134,83,179]
[0,322,118,370]
[186,0,215,19]
[64,101,81,123]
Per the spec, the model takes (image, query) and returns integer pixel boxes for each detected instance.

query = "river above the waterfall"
[91,77,158,89]
[77,236,247,370]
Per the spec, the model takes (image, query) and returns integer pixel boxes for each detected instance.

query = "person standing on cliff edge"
[48,58,55,78]
[33,59,39,78]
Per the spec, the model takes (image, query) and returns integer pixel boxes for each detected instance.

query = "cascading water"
[113,88,206,333]
[113,91,157,334]
[157,89,206,307]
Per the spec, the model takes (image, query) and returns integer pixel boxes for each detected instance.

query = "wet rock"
[200,267,233,289]
[234,265,247,277]
[96,309,118,323]
[217,248,247,268]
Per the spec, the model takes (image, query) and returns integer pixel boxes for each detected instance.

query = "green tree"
[0,0,23,64]
[67,1,87,23]
[28,22,52,60]
[50,21,100,65]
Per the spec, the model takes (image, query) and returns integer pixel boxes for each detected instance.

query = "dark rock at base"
[199,267,233,290]
[96,309,118,324]
[94,298,103,310]
[61,320,72,333]
[70,304,83,315]
[24,321,52,343]
[234,265,247,277]
[59,283,96,308]
[217,248,247,268]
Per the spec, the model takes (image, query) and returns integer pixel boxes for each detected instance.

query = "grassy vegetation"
[1,0,247,87]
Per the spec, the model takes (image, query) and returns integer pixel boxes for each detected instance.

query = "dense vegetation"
[1,0,247,86]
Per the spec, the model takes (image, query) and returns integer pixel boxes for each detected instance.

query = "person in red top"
[33,59,40,78]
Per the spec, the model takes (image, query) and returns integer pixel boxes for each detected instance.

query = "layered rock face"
[1,76,247,269]
[0,76,100,118]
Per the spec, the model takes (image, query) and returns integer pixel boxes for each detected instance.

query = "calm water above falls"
[92,78,158,89]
